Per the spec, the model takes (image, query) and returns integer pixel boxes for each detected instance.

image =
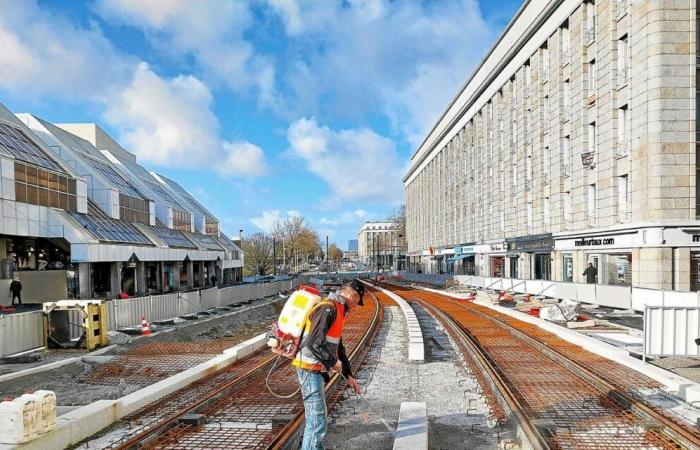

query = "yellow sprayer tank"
[277,285,322,338]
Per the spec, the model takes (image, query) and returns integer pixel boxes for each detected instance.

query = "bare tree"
[242,233,274,276]
[328,243,343,263]
[387,204,406,237]
[271,215,321,270]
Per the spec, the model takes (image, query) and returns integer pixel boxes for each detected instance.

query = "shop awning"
[447,254,473,262]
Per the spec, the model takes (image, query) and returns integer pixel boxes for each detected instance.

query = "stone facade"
[405,0,700,290]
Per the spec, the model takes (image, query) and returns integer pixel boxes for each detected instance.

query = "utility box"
[42,300,109,351]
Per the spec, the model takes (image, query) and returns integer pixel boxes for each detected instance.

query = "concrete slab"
[393,402,427,450]
[417,285,700,407]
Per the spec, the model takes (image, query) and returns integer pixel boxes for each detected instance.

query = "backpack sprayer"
[265,284,396,436]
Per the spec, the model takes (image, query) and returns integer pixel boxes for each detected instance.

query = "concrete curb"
[0,333,269,450]
[367,282,424,361]
[393,402,427,450]
[417,285,700,406]
[0,345,116,384]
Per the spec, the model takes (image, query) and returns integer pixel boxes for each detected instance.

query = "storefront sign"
[555,230,639,251]
[507,234,554,253]
[454,245,474,255]
[574,237,615,247]
[490,243,507,252]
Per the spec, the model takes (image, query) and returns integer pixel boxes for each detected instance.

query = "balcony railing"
[583,27,595,46]
[615,0,627,20]
[616,68,627,89]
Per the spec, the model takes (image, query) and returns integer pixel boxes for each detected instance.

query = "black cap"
[347,279,365,306]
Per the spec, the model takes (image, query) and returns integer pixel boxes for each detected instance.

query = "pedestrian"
[9,277,22,306]
[583,263,597,284]
[210,274,218,287]
[293,279,364,450]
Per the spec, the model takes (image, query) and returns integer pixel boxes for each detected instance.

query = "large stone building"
[405,0,698,290]
[358,221,406,270]
[0,102,243,304]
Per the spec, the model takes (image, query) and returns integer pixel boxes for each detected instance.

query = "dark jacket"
[582,266,597,283]
[301,293,353,379]
[9,280,22,293]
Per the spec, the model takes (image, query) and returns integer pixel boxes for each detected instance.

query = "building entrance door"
[534,254,551,280]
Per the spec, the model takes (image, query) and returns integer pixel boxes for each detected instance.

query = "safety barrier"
[0,311,44,357]
[400,271,700,312]
[644,306,700,358]
[106,277,307,331]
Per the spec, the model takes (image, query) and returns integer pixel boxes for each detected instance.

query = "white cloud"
[250,209,301,232]
[287,118,404,204]
[0,0,134,100]
[218,141,268,177]
[319,209,368,227]
[272,0,493,146]
[0,2,268,179]
[103,64,268,176]
[95,0,279,108]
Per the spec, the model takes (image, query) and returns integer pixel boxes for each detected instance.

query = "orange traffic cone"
[141,316,152,336]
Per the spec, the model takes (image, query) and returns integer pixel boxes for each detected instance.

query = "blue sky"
[0,0,522,249]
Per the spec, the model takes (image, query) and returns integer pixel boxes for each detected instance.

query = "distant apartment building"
[358,221,406,270]
[405,0,699,290]
[0,103,242,304]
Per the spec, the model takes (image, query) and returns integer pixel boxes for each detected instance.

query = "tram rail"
[384,283,700,450]
[99,286,382,450]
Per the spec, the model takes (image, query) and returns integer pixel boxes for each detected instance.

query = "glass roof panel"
[0,122,65,172]
[152,220,197,249]
[70,200,153,246]
[186,232,224,251]
[84,155,144,198]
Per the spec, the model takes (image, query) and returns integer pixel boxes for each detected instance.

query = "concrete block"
[393,402,427,450]
[2,400,117,450]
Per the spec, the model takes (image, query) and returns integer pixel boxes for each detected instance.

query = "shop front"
[448,245,475,275]
[555,230,639,286]
[506,234,554,280]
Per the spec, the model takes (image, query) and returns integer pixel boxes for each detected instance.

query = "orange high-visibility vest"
[292,300,345,371]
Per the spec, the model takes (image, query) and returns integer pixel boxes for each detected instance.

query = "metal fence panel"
[575,283,597,304]
[644,306,700,357]
[554,282,577,301]
[660,291,700,308]
[631,287,665,311]
[0,311,44,357]
[595,285,632,309]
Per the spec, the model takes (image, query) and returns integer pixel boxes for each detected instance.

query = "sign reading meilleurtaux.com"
[574,238,615,247]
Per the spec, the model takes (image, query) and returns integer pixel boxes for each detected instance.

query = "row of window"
[119,193,149,225]
[205,219,219,236]
[173,209,192,232]
[14,162,78,212]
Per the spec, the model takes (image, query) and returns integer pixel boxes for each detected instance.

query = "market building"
[0,103,242,304]
[404,0,698,290]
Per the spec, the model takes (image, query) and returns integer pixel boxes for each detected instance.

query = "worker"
[9,277,22,306]
[293,279,364,450]
[583,263,597,284]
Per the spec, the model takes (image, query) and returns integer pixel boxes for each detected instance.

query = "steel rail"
[110,282,383,450]
[447,296,700,449]
[387,284,700,449]
[267,287,383,449]
[411,296,550,450]
[112,353,279,450]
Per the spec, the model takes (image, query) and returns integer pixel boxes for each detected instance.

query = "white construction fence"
[0,277,308,357]
[399,271,700,360]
